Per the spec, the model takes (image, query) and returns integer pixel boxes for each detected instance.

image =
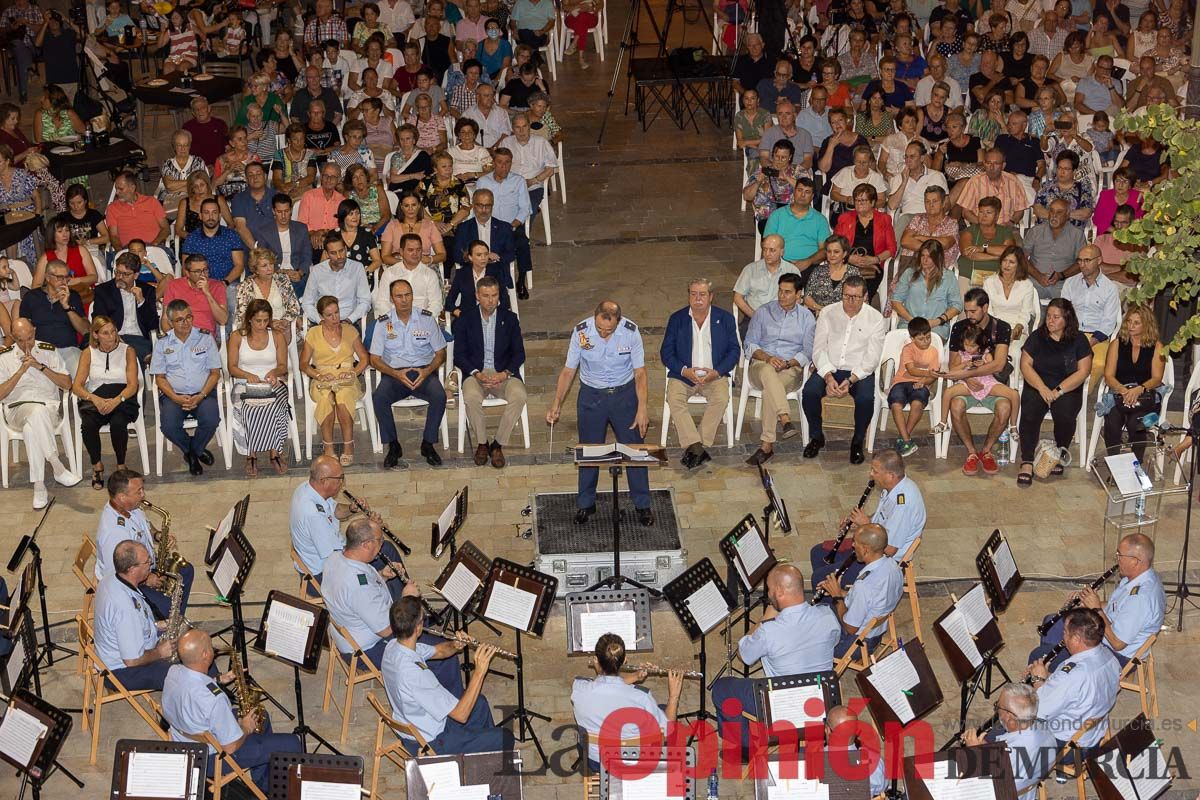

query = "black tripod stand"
[7,502,76,672]
[941,651,1010,750]
[1156,406,1200,630]
[498,631,550,767]
[585,465,662,597]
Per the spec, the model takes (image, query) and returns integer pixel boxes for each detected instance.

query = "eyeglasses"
[993,701,1017,715]
[843,293,865,301]
[1115,550,1141,561]
[324,473,346,482]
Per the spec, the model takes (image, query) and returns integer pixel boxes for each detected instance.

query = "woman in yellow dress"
[300,295,369,466]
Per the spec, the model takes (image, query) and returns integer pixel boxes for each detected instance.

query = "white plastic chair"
[112,246,180,280]
[734,358,808,443]
[364,363,450,453]
[223,364,303,465]
[935,339,1023,462]
[865,330,945,453]
[548,141,567,205]
[659,367,735,448]
[454,365,531,452]
[149,368,233,476]
[1098,144,1132,190]
[1087,357,1174,468]
[557,10,603,61]
[0,391,79,488]
[72,368,151,474]
[537,179,553,244]
[1007,372,1091,468]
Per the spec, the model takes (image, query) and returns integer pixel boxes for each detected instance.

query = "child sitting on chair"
[886,317,941,456]
[935,322,1020,431]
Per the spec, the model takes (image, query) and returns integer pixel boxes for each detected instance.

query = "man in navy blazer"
[452,189,516,277]
[451,276,527,468]
[660,279,740,469]
[256,194,315,297]
[92,251,158,364]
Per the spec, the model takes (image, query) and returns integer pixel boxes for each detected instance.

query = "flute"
[824,480,876,564]
[423,625,518,660]
[811,552,857,605]
[1036,564,1120,636]
[621,662,703,680]
[1022,641,1066,684]
[343,489,412,556]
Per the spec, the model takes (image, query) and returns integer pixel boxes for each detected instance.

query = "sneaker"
[962,453,980,476]
[899,439,919,457]
[893,438,904,452]
[978,451,1000,475]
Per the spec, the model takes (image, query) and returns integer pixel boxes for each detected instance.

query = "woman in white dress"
[982,245,1039,345]
[228,298,292,476]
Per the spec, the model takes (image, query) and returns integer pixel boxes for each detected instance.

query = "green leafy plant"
[1114,103,1200,352]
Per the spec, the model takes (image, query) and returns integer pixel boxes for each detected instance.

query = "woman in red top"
[834,183,896,299]
[33,218,99,305]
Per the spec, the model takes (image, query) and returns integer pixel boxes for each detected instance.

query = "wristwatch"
[982,243,989,253]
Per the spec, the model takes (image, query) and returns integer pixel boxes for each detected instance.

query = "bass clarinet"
[342,489,412,556]
[824,480,876,564]
[1036,564,1120,636]
[811,554,857,605]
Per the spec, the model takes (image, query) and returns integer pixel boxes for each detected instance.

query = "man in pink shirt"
[298,162,346,252]
[105,171,170,248]
[455,0,489,55]
[161,255,229,334]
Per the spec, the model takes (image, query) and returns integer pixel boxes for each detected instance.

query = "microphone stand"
[1142,408,1199,631]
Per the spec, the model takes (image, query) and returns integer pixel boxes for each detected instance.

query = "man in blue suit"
[256,194,314,298]
[452,277,526,468]
[452,189,516,275]
[660,279,741,469]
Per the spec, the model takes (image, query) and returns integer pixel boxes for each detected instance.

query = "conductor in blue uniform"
[547,300,654,526]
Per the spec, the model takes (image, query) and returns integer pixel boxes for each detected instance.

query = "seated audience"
[300,295,370,464]
[834,183,896,298]
[886,317,940,455]
[763,178,831,271]
[891,240,962,340]
[1032,151,1094,227]
[743,141,800,234]
[1023,199,1087,299]
[93,252,158,364]
[162,255,229,336]
[228,299,292,476]
[72,316,142,490]
[1099,304,1166,460]
[803,235,861,316]
[149,300,223,476]
[303,233,372,325]
[982,246,1039,344]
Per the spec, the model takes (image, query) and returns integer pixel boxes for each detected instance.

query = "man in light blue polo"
[763,178,830,270]
[820,525,904,658]
[546,300,653,526]
[94,540,176,691]
[148,300,223,476]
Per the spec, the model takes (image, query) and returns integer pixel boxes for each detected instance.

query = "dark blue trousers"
[1029,614,1129,670]
[513,187,542,278]
[577,382,650,510]
[711,676,760,746]
[143,562,196,618]
[158,393,220,457]
[206,714,302,793]
[372,371,446,446]
[808,545,865,596]
[427,694,514,755]
[110,660,173,692]
[801,370,876,441]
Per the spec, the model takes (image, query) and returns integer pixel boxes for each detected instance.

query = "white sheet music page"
[0,706,46,768]
[484,581,537,631]
[437,495,457,541]
[212,547,238,598]
[767,685,825,728]
[440,562,481,611]
[208,504,238,561]
[5,633,24,690]
[189,767,200,800]
[939,608,983,669]
[299,781,362,800]
[1106,746,1173,800]
[126,752,189,798]
[685,581,729,635]
[430,784,490,800]
[924,759,997,800]
[865,649,919,724]
[417,760,460,791]
[617,767,668,800]
[992,539,1017,589]
[265,602,315,664]
[734,528,770,579]
[957,584,992,635]
[766,758,829,800]
[578,609,638,652]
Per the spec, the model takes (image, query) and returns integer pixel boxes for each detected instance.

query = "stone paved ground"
[2,3,1200,796]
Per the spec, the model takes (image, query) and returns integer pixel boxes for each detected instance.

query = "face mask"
[487,29,500,38]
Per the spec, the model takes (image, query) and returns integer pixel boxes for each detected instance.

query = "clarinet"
[811,552,857,604]
[381,555,445,626]
[342,489,412,556]
[944,711,1002,749]
[1022,641,1067,684]
[1036,564,1120,636]
[824,480,876,564]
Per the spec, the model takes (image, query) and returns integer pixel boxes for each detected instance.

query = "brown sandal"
[270,452,287,475]
[245,456,258,477]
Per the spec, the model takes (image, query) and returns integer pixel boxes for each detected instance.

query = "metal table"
[43,137,145,182]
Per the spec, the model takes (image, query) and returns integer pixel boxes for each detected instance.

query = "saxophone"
[163,572,188,659]
[141,500,188,596]
[228,650,265,733]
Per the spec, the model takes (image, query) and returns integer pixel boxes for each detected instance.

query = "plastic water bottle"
[996,431,1010,466]
[707,769,718,800]
[83,127,93,149]
[1135,495,1147,518]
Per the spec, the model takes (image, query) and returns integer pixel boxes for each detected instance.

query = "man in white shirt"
[378,0,416,44]
[887,142,948,234]
[498,113,557,213]
[1061,244,1120,382]
[913,54,963,106]
[801,275,885,464]
[462,84,513,147]
[373,233,443,319]
[732,234,799,339]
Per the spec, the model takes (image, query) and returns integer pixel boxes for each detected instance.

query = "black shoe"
[384,441,401,468]
[574,505,597,524]
[186,453,203,475]
[197,449,214,466]
[680,450,697,469]
[517,285,530,300]
[849,439,865,464]
[803,437,825,459]
[691,449,712,470]
[780,421,800,440]
[637,507,654,526]
[421,441,442,466]
[745,447,773,466]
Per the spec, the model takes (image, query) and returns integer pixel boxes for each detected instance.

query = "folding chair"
[1087,357,1173,467]
[1118,633,1159,719]
[197,730,268,800]
[323,617,384,744]
[367,691,437,798]
[581,732,644,799]
[72,536,98,674]
[1036,718,1102,800]
[833,613,899,677]
[290,545,323,603]
[660,367,735,448]
[864,330,944,454]
[455,366,531,452]
[0,390,79,488]
[898,537,923,642]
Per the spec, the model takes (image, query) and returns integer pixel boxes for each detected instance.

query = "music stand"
[599,745,696,800]
[205,494,249,566]
[431,538,502,660]
[718,513,778,674]
[903,744,1018,800]
[663,558,733,722]
[431,486,469,559]
[1087,714,1173,800]
[267,752,364,800]
[753,671,842,741]
[1,609,36,696]
[479,558,557,768]
[565,588,654,654]
[976,529,1023,612]
[932,583,1010,749]
[751,750,871,800]
[6,500,74,670]
[405,750,524,800]
[252,591,335,754]
[111,738,207,800]
[0,689,82,800]
[757,464,792,534]
[574,443,668,596]
[856,640,943,729]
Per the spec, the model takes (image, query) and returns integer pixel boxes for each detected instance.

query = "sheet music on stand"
[933,584,1002,678]
[0,689,71,782]
[1086,714,1174,800]
[206,494,250,566]
[565,588,654,654]
[252,591,329,673]
[599,746,695,800]
[975,530,1023,611]
[479,558,557,636]
[431,486,469,559]
[431,540,492,614]
[718,514,777,592]
[903,745,1017,800]
[111,738,208,800]
[404,750,524,800]
[754,671,842,732]
[8,560,35,631]
[662,558,734,641]
[267,752,364,800]
[752,751,871,800]
[856,640,943,729]
[1,609,35,694]
[209,526,255,600]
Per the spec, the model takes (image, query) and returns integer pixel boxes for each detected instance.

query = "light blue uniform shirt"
[1105,569,1165,659]
[872,476,926,562]
[999,725,1058,799]
[95,503,155,580]
[743,300,816,364]
[322,552,392,653]
[476,172,531,226]
[148,327,222,395]
[572,675,668,763]
[481,310,497,372]
[93,574,159,672]
[566,317,645,389]
[738,602,840,676]
[368,308,446,368]
[844,558,904,639]
[301,259,372,323]
[163,663,242,753]
[1036,644,1120,748]
[382,640,457,741]
[289,481,341,576]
